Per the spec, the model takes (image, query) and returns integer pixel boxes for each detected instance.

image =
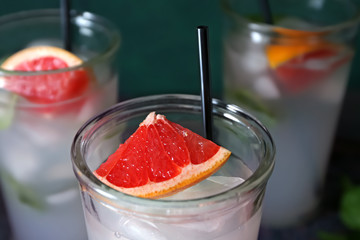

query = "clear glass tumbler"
[222,0,360,228]
[0,9,120,240]
[71,94,275,240]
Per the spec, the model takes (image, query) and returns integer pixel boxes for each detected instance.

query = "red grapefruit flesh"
[94,112,232,199]
[0,46,91,104]
[273,47,351,93]
[266,39,351,94]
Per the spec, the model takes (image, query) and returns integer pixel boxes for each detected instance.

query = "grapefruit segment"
[154,117,190,167]
[95,144,126,178]
[105,125,149,188]
[170,122,220,165]
[0,46,91,104]
[94,112,231,199]
[146,124,182,182]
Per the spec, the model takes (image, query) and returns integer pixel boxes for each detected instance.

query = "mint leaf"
[226,88,277,127]
[317,232,347,240]
[348,231,360,239]
[0,90,17,130]
[1,170,46,211]
[340,186,360,230]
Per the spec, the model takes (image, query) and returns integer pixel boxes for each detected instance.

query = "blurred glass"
[0,9,120,240]
[222,0,360,228]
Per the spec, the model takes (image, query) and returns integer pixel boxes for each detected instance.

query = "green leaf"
[225,88,278,127]
[341,176,356,192]
[0,90,17,130]
[348,231,360,240]
[340,186,360,230]
[1,170,46,211]
[317,232,347,240]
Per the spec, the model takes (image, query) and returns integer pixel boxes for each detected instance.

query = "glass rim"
[0,9,121,75]
[221,0,360,36]
[71,94,275,212]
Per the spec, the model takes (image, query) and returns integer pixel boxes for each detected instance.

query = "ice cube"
[156,197,255,240]
[164,176,244,200]
[229,45,268,75]
[0,135,40,181]
[276,17,318,30]
[253,75,280,99]
[117,218,167,240]
[46,188,78,205]
[26,39,63,48]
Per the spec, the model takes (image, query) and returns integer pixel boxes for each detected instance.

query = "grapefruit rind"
[0,46,83,70]
[94,147,231,199]
[266,44,324,69]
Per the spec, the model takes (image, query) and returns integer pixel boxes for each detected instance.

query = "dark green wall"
[1,0,225,100]
[1,0,359,98]
[1,0,359,140]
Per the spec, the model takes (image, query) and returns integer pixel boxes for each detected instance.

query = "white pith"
[1,46,83,70]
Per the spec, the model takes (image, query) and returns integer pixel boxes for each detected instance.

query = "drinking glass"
[222,0,360,227]
[71,94,275,240]
[0,9,120,240]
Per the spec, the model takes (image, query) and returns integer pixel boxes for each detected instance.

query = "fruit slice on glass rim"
[94,112,232,199]
[266,29,351,94]
[0,46,91,104]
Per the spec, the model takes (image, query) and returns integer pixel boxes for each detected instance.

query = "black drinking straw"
[258,0,273,24]
[60,0,72,51]
[197,26,213,141]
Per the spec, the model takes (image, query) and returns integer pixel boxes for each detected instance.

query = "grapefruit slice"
[94,112,231,199]
[0,46,91,104]
[266,31,350,93]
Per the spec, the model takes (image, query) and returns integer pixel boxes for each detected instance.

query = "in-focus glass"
[71,94,275,240]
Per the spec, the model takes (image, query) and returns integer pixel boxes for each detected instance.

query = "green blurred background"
[1,0,359,141]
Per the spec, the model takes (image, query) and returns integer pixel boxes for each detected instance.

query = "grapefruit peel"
[266,43,332,69]
[1,46,83,69]
[94,112,232,199]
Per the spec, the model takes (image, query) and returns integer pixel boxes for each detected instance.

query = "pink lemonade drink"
[0,9,120,240]
[222,0,360,227]
[71,94,275,240]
